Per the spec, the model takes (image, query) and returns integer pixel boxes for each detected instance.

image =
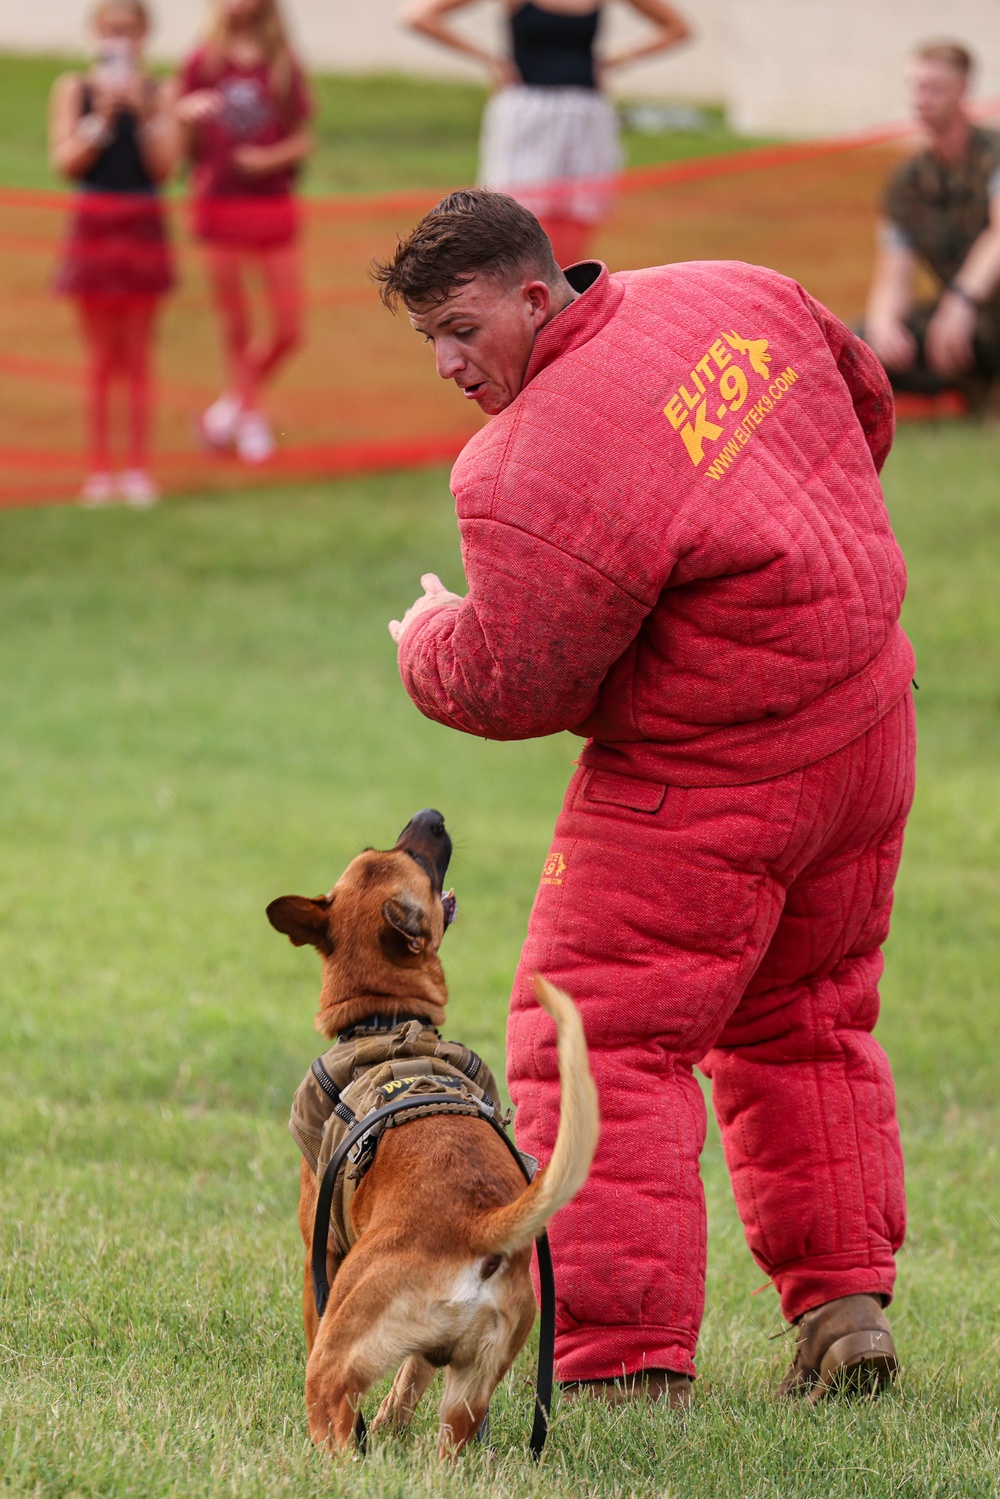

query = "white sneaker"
[235,409,275,464]
[119,469,159,508]
[79,471,115,506]
[200,393,242,450]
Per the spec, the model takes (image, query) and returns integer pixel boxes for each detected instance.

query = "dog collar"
[337,1012,434,1042]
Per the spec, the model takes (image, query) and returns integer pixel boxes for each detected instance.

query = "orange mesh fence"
[0,124,967,507]
[0,183,476,504]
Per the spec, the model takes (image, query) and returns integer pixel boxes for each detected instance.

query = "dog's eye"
[480,1254,501,1280]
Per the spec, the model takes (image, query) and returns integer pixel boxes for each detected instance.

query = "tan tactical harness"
[289,1016,504,1256]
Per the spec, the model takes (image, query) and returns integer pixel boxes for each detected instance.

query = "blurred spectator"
[50,0,177,506]
[173,0,312,464]
[864,41,1000,402]
[402,0,691,268]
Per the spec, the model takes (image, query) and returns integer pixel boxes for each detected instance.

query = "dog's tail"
[476,975,599,1256]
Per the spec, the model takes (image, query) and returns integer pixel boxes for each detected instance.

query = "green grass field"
[0,39,997,1499]
[0,422,998,1498]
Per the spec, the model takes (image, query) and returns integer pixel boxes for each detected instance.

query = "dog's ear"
[266,894,334,955]
[381,891,430,958]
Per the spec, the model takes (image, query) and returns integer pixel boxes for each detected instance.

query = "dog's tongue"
[442,889,457,929]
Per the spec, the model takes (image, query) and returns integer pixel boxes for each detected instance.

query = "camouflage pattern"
[882,126,1000,306]
[879,127,1000,390]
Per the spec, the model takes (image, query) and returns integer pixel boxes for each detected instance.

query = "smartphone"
[95,37,137,91]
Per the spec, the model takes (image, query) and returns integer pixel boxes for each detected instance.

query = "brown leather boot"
[777,1294,898,1404]
[561,1370,693,1409]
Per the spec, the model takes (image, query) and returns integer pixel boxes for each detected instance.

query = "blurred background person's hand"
[925,291,978,377]
[865,308,918,372]
[174,87,223,125]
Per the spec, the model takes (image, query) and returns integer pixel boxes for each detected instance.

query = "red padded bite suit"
[397,261,915,1380]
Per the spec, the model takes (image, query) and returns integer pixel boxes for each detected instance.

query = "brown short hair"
[913,39,974,76]
[92,0,150,30]
[372,189,560,311]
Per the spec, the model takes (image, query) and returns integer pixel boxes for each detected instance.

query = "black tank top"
[79,81,155,193]
[510,3,601,90]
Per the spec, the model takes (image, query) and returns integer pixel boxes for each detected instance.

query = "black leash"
[311,1092,555,1460]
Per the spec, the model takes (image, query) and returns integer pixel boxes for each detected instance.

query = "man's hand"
[925,293,977,378]
[865,315,917,372]
[389,573,464,645]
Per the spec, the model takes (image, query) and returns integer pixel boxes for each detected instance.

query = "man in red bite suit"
[376,190,914,1407]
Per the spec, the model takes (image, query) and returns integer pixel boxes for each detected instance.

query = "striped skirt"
[479,84,622,223]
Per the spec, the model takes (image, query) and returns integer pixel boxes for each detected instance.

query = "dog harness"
[289,1013,555,1459]
[289,1015,507,1255]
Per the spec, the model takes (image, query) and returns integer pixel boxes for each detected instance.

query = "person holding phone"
[173,0,312,464]
[50,0,178,506]
[402,0,691,268]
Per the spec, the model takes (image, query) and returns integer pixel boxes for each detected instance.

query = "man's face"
[408,273,554,416]
[907,57,967,133]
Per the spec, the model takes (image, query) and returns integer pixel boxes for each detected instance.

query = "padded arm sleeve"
[802,289,895,474]
[397,517,655,740]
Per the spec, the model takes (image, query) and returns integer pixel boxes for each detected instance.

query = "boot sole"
[808,1330,899,1404]
[561,1374,693,1410]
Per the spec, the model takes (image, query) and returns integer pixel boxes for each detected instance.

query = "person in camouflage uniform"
[864,40,1000,400]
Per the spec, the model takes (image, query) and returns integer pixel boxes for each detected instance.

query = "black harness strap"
[311,1093,555,1461]
[310,1056,341,1104]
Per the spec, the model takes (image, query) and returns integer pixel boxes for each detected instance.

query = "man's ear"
[266,894,334,954]
[523,277,553,330]
[381,891,430,957]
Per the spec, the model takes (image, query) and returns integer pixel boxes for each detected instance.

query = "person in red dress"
[173,0,312,464]
[50,0,178,506]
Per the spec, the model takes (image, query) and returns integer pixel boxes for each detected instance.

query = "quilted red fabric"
[508,693,913,1379]
[396,260,916,1380]
[398,260,914,786]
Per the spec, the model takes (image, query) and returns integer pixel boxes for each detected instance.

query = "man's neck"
[928,111,972,166]
[541,262,601,327]
[542,276,581,327]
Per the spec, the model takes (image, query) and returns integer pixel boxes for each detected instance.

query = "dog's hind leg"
[437,1363,496,1458]
[305,1271,418,1453]
[371,1354,436,1434]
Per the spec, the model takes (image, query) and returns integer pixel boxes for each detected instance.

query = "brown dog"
[267,809,599,1458]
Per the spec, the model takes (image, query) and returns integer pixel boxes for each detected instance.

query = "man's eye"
[454,328,475,338]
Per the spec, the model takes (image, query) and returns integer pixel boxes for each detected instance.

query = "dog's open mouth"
[442,888,457,928]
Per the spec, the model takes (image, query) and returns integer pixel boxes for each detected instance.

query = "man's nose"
[435,340,465,381]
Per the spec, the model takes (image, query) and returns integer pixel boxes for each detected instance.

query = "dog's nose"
[394,810,452,892]
[403,808,447,840]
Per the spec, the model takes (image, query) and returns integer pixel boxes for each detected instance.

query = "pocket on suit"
[578,768,667,814]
